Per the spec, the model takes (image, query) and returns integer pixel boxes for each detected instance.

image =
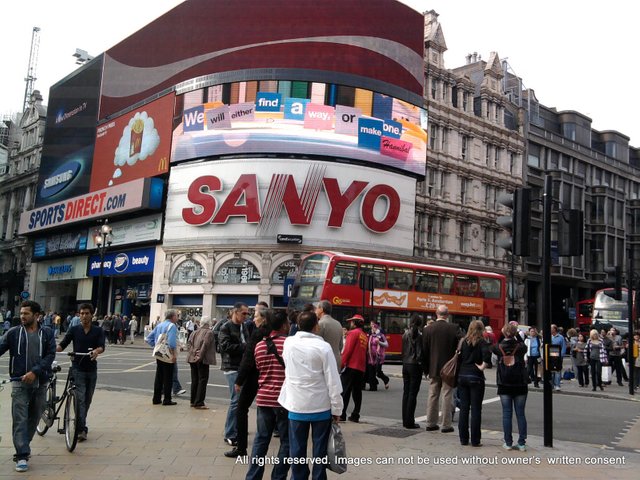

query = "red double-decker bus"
[575,298,594,333]
[288,252,507,359]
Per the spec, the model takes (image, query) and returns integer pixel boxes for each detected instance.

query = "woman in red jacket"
[340,314,368,422]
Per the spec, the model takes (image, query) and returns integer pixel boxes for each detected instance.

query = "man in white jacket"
[278,310,343,480]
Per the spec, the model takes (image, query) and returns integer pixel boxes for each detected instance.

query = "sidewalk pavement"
[1,368,639,479]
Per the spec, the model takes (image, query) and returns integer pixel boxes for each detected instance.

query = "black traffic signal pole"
[542,174,553,447]
[628,249,636,395]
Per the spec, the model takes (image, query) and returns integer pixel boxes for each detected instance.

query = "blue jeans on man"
[499,394,527,447]
[552,370,562,389]
[73,368,97,434]
[289,418,332,480]
[224,371,240,440]
[11,382,47,461]
[246,406,290,480]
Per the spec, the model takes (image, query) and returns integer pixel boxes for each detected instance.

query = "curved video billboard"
[172,80,427,176]
[100,0,424,119]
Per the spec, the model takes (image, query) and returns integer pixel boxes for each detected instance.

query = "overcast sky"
[2,0,637,145]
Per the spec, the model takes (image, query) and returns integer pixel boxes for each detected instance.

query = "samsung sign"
[88,247,155,276]
[40,161,82,199]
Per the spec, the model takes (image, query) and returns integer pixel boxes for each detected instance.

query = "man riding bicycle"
[57,303,105,443]
[0,300,56,473]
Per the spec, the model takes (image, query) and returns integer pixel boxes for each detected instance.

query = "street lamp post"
[94,221,112,317]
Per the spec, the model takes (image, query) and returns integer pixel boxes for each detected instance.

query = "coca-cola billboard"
[164,159,416,255]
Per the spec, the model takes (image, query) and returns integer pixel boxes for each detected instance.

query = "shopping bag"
[601,365,611,383]
[152,332,173,363]
[327,422,347,474]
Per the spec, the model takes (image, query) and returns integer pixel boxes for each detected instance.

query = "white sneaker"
[15,459,28,472]
[176,389,186,396]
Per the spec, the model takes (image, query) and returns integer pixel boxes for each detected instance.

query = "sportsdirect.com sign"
[19,178,147,235]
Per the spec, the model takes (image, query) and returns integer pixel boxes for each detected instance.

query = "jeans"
[526,356,540,385]
[552,370,562,388]
[173,362,183,394]
[224,371,240,440]
[152,360,173,403]
[189,362,209,406]
[11,381,47,461]
[589,359,602,388]
[236,372,259,452]
[401,363,422,427]
[499,393,527,447]
[576,365,589,386]
[340,368,364,420]
[72,368,97,433]
[365,363,390,390]
[426,377,454,429]
[610,355,628,383]
[457,374,485,445]
[289,418,332,480]
[246,407,290,480]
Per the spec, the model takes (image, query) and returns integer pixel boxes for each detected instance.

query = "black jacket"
[236,323,271,386]
[0,325,56,380]
[402,330,422,365]
[219,320,249,371]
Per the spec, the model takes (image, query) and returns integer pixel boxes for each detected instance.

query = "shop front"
[32,256,91,316]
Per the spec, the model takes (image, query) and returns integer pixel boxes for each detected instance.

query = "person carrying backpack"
[492,323,529,452]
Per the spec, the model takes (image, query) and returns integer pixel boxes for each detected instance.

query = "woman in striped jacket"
[585,329,607,391]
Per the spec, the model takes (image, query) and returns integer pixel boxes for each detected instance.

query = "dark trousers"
[341,367,364,421]
[153,360,174,403]
[401,363,422,427]
[457,376,485,446]
[589,359,602,388]
[236,372,259,453]
[366,363,390,390]
[610,355,628,383]
[526,356,540,385]
[189,361,210,406]
[576,365,589,386]
[289,418,332,480]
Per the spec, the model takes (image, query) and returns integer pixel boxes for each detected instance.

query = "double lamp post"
[94,221,112,317]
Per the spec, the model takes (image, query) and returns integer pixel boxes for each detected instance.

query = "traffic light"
[558,209,584,256]
[496,187,531,256]
[604,265,623,300]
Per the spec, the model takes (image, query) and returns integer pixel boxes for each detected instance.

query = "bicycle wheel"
[64,390,79,452]
[36,383,55,436]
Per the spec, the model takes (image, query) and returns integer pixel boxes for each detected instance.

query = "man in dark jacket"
[224,302,269,457]
[422,304,459,433]
[218,302,249,446]
[0,300,56,472]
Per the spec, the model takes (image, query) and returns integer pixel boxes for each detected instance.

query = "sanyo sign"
[163,159,416,256]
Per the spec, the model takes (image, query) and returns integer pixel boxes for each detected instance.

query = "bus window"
[415,270,439,292]
[375,310,411,334]
[441,273,454,294]
[331,261,358,285]
[387,267,414,291]
[479,278,501,299]
[299,254,330,283]
[455,274,479,296]
[361,263,387,289]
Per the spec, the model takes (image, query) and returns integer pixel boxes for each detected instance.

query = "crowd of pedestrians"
[2,297,638,476]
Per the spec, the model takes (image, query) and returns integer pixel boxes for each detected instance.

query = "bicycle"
[36,351,92,452]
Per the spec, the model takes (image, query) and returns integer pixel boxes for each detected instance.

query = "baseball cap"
[347,314,365,322]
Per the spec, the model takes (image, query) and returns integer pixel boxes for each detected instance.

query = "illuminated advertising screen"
[90,93,174,191]
[100,0,424,119]
[35,56,103,207]
[171,81,427,177]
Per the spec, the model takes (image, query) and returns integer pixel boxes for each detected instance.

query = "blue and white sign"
[88,247,155,276]
[39,160,82,199]
[255,92,282,112]
[358,117,384,151]
[284,98,309,121]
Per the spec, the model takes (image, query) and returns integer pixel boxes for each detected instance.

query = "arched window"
[171,259,206,284]
[215,258,261,284]
[271,259,300,284]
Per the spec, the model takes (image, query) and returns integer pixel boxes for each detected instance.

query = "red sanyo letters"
[181,174,401,233]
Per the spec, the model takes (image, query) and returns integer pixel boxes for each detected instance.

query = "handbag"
[327,422,347,474]
[152,326,175,363]
[440,338,465,387]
